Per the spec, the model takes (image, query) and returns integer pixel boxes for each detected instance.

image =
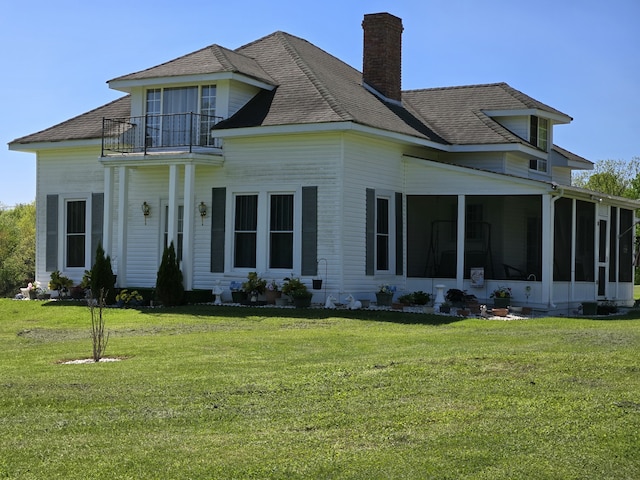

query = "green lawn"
[1,300,639,479]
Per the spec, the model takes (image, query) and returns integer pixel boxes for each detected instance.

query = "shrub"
[155,242,184,307]
[90,244,116,304]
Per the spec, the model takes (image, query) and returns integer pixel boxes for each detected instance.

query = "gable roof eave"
[213,120,451,151]
[9,138,103,153]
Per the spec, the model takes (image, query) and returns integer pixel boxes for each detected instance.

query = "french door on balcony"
[145,86,216,148]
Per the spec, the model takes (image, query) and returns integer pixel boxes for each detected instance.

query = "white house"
[9,12,639,312]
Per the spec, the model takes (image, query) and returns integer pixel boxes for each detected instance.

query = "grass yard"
[0,300,639,479]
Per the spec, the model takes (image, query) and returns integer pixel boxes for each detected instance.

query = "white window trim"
[226,186,301,275]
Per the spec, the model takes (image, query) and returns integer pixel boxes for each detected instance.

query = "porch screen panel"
[619,208,633,282]
[234,195,258,268]
[609,207,617,282]
[553,197,572,281]
[575,200,595,281]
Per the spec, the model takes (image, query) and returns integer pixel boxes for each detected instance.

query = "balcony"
[102,113,223,156]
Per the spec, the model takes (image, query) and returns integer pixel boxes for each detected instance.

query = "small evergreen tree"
[90,244,116,304]
[155,241,184,306]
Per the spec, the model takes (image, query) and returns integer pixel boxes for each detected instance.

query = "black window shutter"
[366,188,375,276]
[301,186,318,276]
[395,192,403,276]
[91,193,104,266]
[46,194,59,272]
[210,187,226,272]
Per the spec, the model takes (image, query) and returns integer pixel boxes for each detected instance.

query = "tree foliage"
[572,157,640,198]
[0,202,35,297]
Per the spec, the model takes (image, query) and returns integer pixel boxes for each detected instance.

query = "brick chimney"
[362,12,403,102]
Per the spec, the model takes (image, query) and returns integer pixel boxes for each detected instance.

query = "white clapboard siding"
[493,115,529,140]
[228,83,260,117]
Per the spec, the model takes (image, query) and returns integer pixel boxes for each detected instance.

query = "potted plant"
[412,291,431,306]
[242,272,267,303]
[490,286,512,308]
[376,284,395,307]
[49,270,73,298]
[265,279,282,304]
[398,293,414,306]
[282,276,312,308]
[439,301,451,313]
[445,288,477,308]
[115,289,144,308]
[229,281,246,303]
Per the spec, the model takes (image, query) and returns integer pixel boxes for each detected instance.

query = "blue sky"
[1,0,638,206]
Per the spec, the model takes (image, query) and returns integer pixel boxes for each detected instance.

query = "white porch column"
[103,166,114,256]
[182,164,195,291]
[167,164,179,249]
[116,166,128,287]
[456,194,466,289]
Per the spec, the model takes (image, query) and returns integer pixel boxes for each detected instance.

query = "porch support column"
[182,163,195,291]
[116,166,128,287]
[541,194,554,307]
[167,164,179,249]
[102,166,114,256]
[456,194,466,289]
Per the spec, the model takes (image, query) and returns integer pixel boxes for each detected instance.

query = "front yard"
[1,300,638,479]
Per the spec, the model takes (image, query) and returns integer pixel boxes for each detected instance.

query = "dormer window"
[530,116,549,151]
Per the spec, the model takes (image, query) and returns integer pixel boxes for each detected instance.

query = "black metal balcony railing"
[102,113,223,156]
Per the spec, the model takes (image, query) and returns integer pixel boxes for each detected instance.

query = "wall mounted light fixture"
[142,201,150,224]
[199,201,207,225]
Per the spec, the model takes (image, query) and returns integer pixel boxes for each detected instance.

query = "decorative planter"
[439,304,451,313]
[492,308,509,317]
[376,292,393,307]
[265,290,281,304]
[231,291,247,304]
[293,296,312,308]
[312,279,323,290]
[493,297,510,308]
[275,297,290,307]
[28,290,37,300]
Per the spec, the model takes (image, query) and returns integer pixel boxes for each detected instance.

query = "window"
[269,194,294,269]
[163,205,184,261]
[376,197,390,271]
[530,116,549,151]
[234,195,258,268]
[199,85,217,146]
[529,158,548,172]
[66,200,86,268]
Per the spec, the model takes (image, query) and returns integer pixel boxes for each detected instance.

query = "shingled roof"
[109,44,276,86]
[9,30,572,153]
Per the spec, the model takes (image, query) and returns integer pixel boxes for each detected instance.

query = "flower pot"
[28,290,37,300]
[265,290,281,304]
[231,291,247,303]
[492,308,509,317]
[376,292,393,307]
[312,279,323,290]
[293,296,312,308]
[582,302,597,315]
[493,297,510,308]
[439,304,451,313]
